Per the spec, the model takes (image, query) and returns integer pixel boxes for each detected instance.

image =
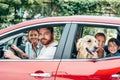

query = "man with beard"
[36,27,58,59]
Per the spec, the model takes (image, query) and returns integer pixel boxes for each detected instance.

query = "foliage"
[0,0,120,37]
[53,0,120,36]
[1,0,120,26]
[0,0,33,28]
[53,0,120,16]
[54,0,98,16]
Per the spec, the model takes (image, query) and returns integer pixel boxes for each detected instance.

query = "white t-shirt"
[37,42,58,59]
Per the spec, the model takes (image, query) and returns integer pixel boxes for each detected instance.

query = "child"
[95,33,106,58]
[106,38,120,57]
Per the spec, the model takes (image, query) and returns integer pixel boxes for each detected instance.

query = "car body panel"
[56,58,120,80]
[0,60,60,80]
[57,21,120,80]
[0,21,70,79]
[1,16,120,80]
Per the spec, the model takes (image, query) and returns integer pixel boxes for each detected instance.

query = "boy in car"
[95,32,106,58]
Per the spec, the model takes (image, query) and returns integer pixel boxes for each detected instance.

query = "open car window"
[82,27,118,45]
[0,23,65,60]
[70,23,120,59]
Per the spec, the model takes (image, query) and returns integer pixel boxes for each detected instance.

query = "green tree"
[1,0,120,29]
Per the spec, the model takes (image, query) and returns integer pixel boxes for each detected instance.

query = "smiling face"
[108,42,119,54]
[107,38,120,55]
[28,30,39,44]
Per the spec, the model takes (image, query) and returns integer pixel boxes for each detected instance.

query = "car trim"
[0,22,71,40]
[0,59,61,61]
[72,22,120,27]
[62,23,78,59]
[0,33,26,45]
[54,23,72,59]
[59,56,120,61]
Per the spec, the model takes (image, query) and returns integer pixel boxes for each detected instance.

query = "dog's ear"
[76,38,82,51]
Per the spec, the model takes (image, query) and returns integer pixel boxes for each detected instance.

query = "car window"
[71,24,119,59]
[82,27,118,45]
[0,23,65,60]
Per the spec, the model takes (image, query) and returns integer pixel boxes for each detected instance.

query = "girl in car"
[106,38,120,57]
[4,29,42,59]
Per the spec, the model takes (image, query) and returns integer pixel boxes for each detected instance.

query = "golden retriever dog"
[76,35,98,58]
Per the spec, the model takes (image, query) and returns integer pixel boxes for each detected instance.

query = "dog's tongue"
[92,50,96,53]
[86,48,97,55]
[91,50,97,55]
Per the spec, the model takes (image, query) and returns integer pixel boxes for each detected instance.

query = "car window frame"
[0,22,71,60]
[55,23,72,59]
[62,22,120,60]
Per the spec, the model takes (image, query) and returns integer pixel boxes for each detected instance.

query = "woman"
[4,29,42,59]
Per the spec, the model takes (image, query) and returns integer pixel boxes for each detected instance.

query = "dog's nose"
[94,46,98,50]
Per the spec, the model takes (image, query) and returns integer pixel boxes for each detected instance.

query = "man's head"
[95,33,106,48]
[39,27,54,46]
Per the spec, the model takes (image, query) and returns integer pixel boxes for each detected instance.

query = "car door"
[56,23,120,80]
[0,22,71,80]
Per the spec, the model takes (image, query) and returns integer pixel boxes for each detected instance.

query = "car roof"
[0,15,120,35]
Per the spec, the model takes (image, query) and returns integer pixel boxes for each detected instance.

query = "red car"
[0,16,120,80]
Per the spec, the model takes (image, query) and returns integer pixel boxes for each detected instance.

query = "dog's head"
[76,35,98,55]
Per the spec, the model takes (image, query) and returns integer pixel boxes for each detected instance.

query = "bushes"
[0,0,120,29]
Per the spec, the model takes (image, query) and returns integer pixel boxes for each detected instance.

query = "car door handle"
[112,74,120,78]
[30,72,52,78]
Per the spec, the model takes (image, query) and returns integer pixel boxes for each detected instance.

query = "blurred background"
[0,0,120,29]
